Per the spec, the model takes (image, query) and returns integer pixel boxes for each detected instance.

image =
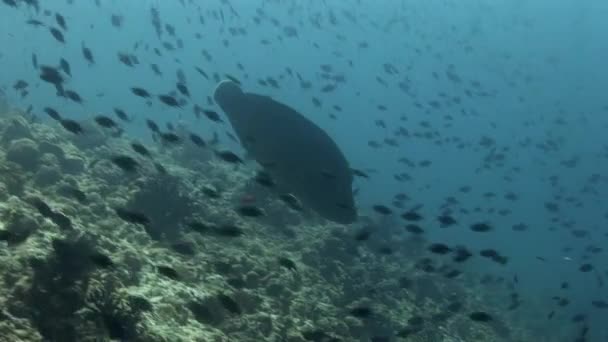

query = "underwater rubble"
[0,110,537,341]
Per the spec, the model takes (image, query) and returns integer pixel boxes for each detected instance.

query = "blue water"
[1,0,607,341]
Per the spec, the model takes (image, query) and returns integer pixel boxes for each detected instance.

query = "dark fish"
[131,142,151,157]
[214,80,355,224]
[470,222,492,232]
[217,294,241,314]
[428,243,452,255]
[31,197,54,217]
[354,229,372,241]
[405,224,424,234]
[110,155,139,172]
[131,87,151,98]
[453,247,473,262]
[64,186,87,203]
[13,80,28,90]
[158,94,181,108]
[64,90,82,103]
[189,133,206,147]
[203,110,223,122]
[82,43,94,64]
[49,27,65,43]
[214,224,244,237]
[401,211,423,221]
[55,13,67,30]
[89,252,114,268]
[59,58,71,77]
[176,83,190,97]
[59,119,83,134]
[115,208,150,225]
[254,171,275,187]
[438,214,457,227]
[39,65,64,85]
[146,119,160,133]
[44,107,61,120]
[157,265,180,280]
[113,108,130,121]
[579,263,593,272]
[237,205,264,217]
[372,204,392,215]
[349,306,372,318]
[469,312,493,322]
[215,150,243,164]
[159,132,181,144]
[278,257,297,271]
[279,193,303,211]
[94,115,118,129]
[26,19,45,27]
[351,168,370,179]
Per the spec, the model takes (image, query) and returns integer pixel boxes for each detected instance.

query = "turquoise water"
[1,1,607,341]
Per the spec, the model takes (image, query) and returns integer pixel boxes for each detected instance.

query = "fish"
[215,150,243,164]
[469,311,493,322]
[279,193,303,211]
[237,205,265,217]
[372,204,392,215]
[44,107,61,121]
[278,257,297,271]
[49,27,65,43]
[217,294,241,314]
[131,87,151,98]
[470,222,492,232]
[157,265,180,280]
[59,119,83,134]
[189,133,206,147]
[428,243,452,255]
[214,80,356,224]
[158,94,181,108]
[94,115,118,129]
[110,155,139,172]
[115,208,150,225]
[349,306,372,318]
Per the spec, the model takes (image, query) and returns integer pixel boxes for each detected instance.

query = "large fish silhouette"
[214,80,357,224]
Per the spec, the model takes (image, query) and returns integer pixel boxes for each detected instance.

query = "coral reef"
[0,111,536,341]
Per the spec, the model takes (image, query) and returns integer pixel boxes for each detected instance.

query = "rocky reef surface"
[0,110,536,341]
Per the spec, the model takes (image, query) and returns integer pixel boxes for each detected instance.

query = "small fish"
[44,107,61,120]
[214,224,244,237]
[30,197,54,217]
[372,204,392,215]
[470,222,492,232]
[55,13,67,30]
[469,311,493,322]
[405,224,424,234]
[59,58,71,76]
[64,90,83,103]
[65,186,87,203]
[115,208,150,225]
[94,115,118,128]
[49,27,65,43]
[113,108,130,121]
[279,193,302,211]
[89,251,114,268]
[203,110,223,123]
[59,119,83,134]
[176,83,190,97]
[110,155,139,172]
[349,306,372,319]
[354,229,372,241]
[49,211,73,230]
[131,87,151,98]
[237,205,265,217]
[189,133,206,147]
[217,294,241,314]
[438,214,457,227]
[158,94,181,108]
[215,150,243,164]
[157,265,180,280]
[131,142,151,157]
[401,211,423,221]
[254,171,275,187]
[428,243,452,255]
[146,119,160,133]
[278,257,297,271]
[579,263,593,272]
[453,247,473,262]
[82,43,94,64]
[159,132,181,144]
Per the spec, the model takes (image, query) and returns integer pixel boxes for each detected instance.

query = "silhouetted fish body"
[214,80,356,224]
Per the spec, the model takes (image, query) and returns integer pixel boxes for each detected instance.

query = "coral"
[0,115,33,146]
[5,138,40,171]
[0,207,41,246]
